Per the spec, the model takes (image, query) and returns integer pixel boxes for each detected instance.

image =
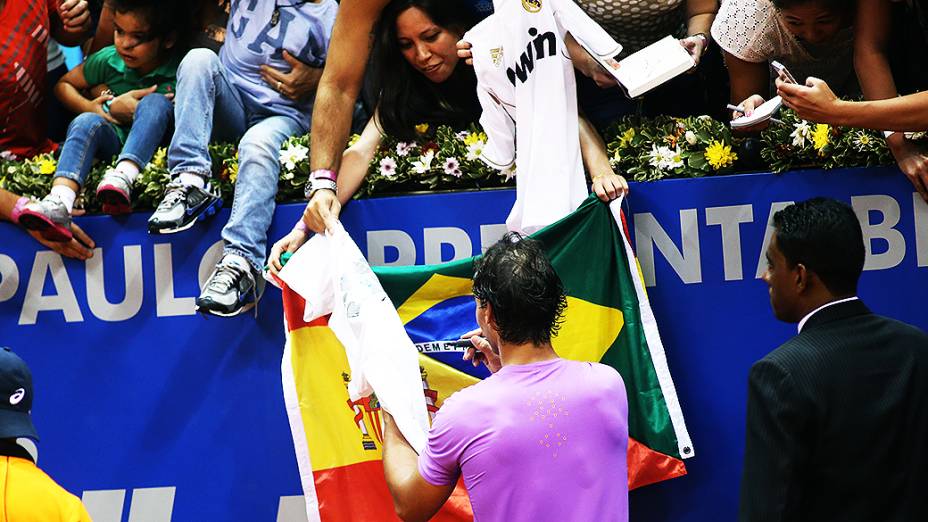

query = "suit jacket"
[739,299,928,522]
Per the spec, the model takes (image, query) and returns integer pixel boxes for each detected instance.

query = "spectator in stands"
[571,0,721,127]
[775,0,928,201]
[0,188,95,260]
[0,0,93,159]
[147,1,337,317]
[380,233,629,521]
[0,346,93,520]
[267,0,628,273]
[17,0,188,243]
[712,0,856,126]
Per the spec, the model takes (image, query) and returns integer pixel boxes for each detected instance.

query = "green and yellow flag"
[282,196,692,521]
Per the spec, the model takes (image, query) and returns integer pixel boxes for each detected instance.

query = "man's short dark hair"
[773,197,865,296]
[472,233,567,346]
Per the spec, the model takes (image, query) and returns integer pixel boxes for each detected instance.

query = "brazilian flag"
[377,195,693,488]
[282,196,693,521]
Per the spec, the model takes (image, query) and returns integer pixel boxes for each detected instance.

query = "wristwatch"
[304,177,337,200]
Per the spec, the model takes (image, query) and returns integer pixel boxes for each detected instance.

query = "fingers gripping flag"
[279,196,693,521]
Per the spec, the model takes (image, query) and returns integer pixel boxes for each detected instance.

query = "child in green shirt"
[18,0,188,241]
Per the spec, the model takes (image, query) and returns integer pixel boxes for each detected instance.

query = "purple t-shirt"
[418,358,629,521]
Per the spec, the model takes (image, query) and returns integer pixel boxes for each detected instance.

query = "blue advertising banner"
[1,166,926,521]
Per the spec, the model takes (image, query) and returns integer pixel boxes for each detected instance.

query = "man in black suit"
[740,197,928,522]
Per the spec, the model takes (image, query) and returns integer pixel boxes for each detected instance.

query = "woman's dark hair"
[110,0,197,55]
[369,0,482,140]
[472,233,567,346]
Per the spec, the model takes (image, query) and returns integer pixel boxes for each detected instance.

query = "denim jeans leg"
[168,49,247,180]
[117,93,174,168]
[221,116,304,272]
[54,113,122,187]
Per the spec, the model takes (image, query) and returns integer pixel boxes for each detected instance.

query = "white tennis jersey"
[278,222,431,454]
[464,0,622,233]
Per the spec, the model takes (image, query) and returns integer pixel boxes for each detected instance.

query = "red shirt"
[0,0,58,158]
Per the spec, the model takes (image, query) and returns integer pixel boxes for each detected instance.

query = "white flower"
[0,150,16,161]
[395,142,413,156]
[648,144,684,171]
[278,143,308,172]
[791,121,812,147]
[379,156,397,177]
[443,157,460,175]
[685,131,698,146]
[412,150,435,174]
[456,131,469,140]
[465,140,485,161]
[853,131,873,151]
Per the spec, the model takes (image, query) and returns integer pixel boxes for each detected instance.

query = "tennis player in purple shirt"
[382,232,630,521]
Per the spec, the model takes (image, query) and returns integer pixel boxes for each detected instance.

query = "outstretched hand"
[27,222,95,260]
[776,77,843,124]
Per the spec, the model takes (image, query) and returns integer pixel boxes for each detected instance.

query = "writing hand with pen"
[457,328,502,374]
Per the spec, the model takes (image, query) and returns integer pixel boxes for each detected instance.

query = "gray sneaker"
[17,196,72,242]
[147,181,222,234]
[196,255,265,317]
[96,169,133,215]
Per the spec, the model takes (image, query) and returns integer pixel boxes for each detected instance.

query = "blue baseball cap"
[0,347,38,441]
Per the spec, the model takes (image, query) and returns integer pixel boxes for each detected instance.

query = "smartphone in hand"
[770,60,797,84]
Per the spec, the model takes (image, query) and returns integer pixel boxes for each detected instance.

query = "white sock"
[178,172,206,189]
[114,160,141,184]
[49,185,76,213]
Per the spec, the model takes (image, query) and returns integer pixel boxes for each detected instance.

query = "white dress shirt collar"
[797,296,860,333]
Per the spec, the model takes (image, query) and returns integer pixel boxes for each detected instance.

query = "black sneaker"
[148,181,222,234]
[196,255,265,317]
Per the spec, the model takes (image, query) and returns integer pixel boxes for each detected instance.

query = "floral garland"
[0,110,907,214]
[605,115,739,181]
[361,123,514,197]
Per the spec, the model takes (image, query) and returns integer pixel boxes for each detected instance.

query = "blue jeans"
[55,93,174,186]
[168,48,306,272]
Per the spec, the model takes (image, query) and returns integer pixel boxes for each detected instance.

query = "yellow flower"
[704,140,738,170]
[812,124,830,153]
[151,147,167,169]
[463,132,487,146]
[415,123,429,134]
[618,128,635,148]
[347,133,361,147]
[228,161,238,183]
[36,157,56,175]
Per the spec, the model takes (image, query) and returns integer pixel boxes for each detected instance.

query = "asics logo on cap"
[9,388,24,405]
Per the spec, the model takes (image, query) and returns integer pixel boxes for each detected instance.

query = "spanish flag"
[281,196,692,521]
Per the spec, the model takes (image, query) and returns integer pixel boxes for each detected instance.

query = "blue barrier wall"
[1,166,925,521]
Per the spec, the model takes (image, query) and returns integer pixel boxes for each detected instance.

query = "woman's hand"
[268,227,309,275]
[776,77,844,124]
[731,94,769,133]
[456,40,473,65]
[679,34,709,66]
[887,135,928,201]
[27,222,95,260]
[592,172,628,202]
